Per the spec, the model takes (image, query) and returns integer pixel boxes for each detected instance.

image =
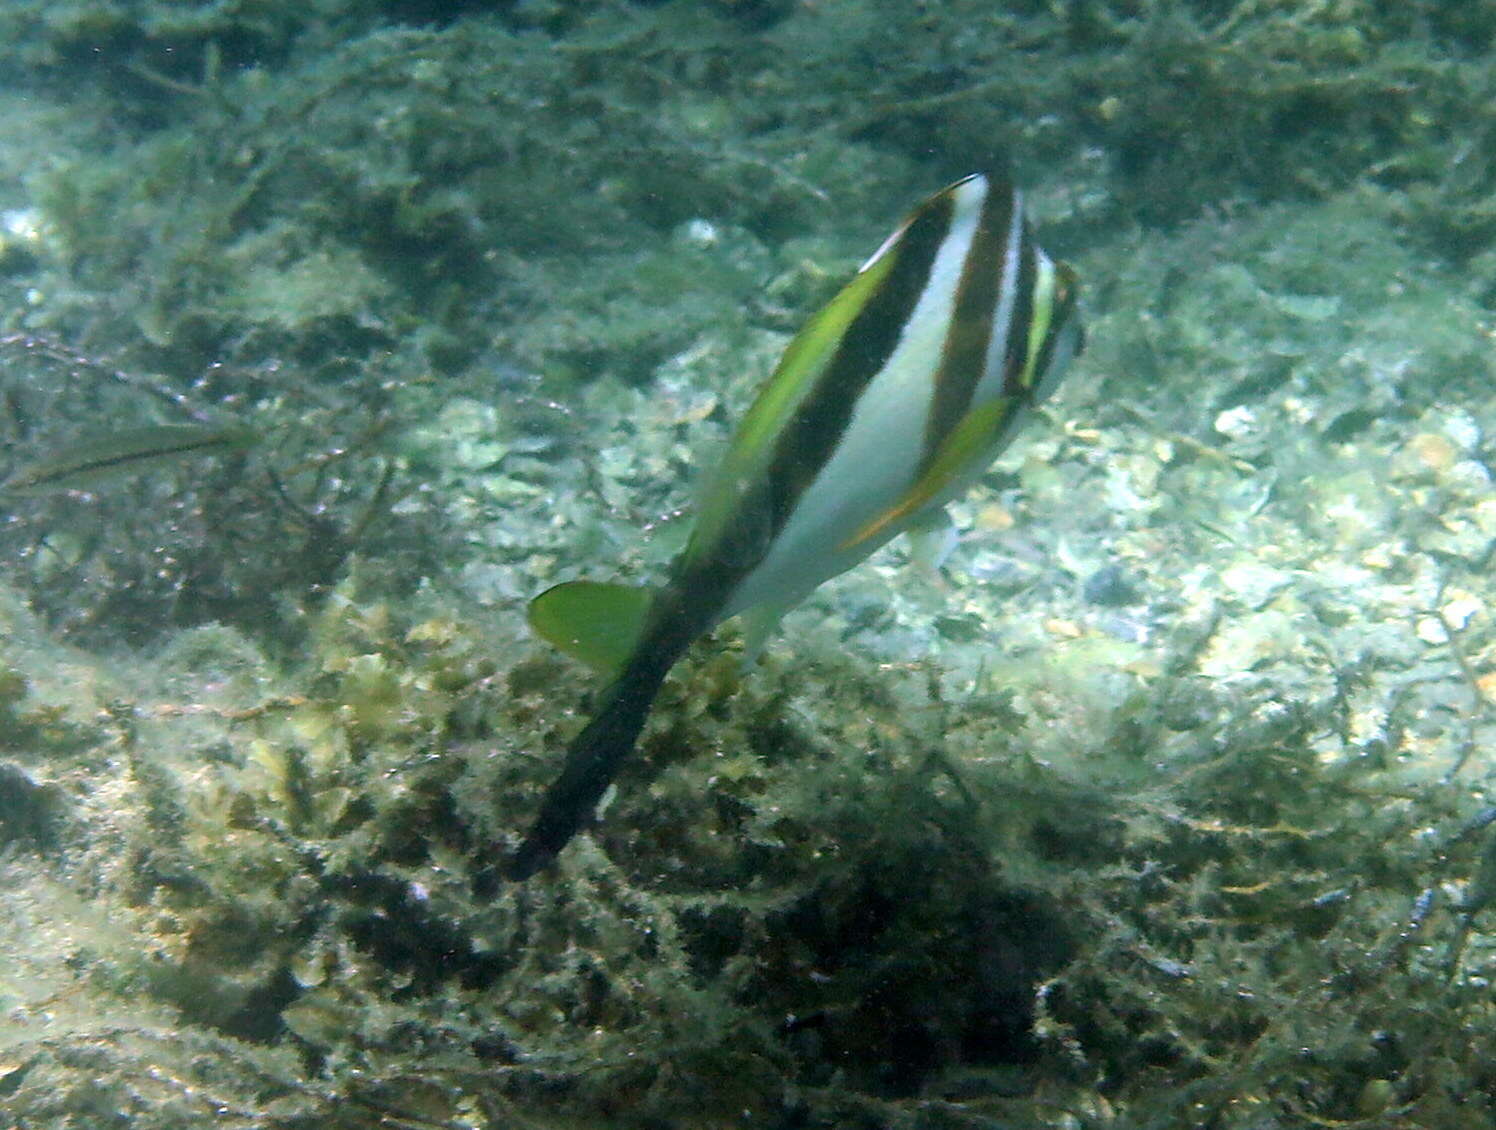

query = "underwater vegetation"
[0,332,441,653]
[0,0,1494,1127]
[2,523,1495,1127]
[3,0,1495,382]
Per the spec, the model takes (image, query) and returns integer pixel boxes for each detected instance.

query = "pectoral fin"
[737,600,789,667]
[904,507,958,574]
[528,580,656,678]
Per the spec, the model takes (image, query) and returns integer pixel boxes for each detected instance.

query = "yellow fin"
[527,580,656,678]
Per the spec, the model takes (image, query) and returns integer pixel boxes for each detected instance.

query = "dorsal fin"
[527,580,656,678]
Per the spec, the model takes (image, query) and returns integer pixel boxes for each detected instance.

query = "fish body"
[508,173,1082,879]
[2,423,252,495]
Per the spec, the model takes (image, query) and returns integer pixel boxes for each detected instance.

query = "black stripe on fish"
[924,177,1015,469]
[762,186,957,536]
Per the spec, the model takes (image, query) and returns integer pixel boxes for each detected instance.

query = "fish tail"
[504,650,676,880]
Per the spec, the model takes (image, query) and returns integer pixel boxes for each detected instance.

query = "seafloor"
[1,2,1494,1127]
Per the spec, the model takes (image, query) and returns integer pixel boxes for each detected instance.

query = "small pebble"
[1406,432,1457,473]
[1083,564,1140,607]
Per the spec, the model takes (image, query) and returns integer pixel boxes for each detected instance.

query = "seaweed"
[0,334,433,654]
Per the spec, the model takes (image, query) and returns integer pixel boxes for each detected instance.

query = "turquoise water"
[0,3,1493,1125]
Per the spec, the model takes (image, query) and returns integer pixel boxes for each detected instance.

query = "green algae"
[1,542,1494,1125]
[3,1,1491,377]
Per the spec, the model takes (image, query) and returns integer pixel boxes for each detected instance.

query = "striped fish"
[2,423,253,495]
[508,173,1082,879]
